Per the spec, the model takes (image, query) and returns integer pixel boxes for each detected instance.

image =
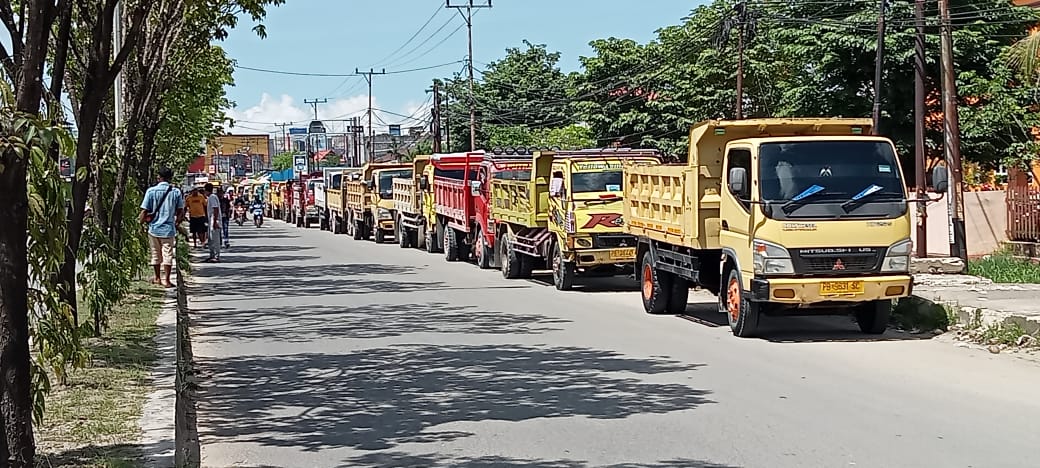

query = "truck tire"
[551,243,576,291]
[476,228,493,270]
[398,220,410,248]
[855,300,891,334]
[721,268,761,337]
[501,234,522,279]
[668,278,691,314]
[305,217,311,229]
[640,251,673,314]
[417,224,427,250]
[444,226,460,261]
[374,226,386,244]
[352,220,363,240]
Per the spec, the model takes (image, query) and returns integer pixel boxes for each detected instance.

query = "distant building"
[364,126,428,161]
[206,134,271,176]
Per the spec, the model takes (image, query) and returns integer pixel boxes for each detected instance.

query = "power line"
[232,61,464,77]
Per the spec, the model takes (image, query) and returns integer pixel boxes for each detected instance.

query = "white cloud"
[224,93,433,135]
[224,93,372,133]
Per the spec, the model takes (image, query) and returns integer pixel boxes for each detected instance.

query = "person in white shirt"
[204,183,223,262]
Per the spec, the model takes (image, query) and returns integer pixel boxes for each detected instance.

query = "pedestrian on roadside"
[204,183,223,263]
[186,186,208,248]
[218,186,231,249]
[139,167,184,288]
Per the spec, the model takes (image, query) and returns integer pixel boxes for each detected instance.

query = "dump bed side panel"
[346,181,368,213]
[434,177,472,226]
[393,178,416,214]
[623,167,722,250]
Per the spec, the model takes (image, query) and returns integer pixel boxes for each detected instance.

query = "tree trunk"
[109,117,139,250]
[138,121,160,194]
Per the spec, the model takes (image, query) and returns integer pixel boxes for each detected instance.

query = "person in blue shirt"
[139,167,185,287]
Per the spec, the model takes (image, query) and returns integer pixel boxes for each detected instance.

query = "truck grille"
[790,247,882,275]
[591,234,637,249]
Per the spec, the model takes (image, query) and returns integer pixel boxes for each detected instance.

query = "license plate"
[608,248,636,259]
[820,281,865,296]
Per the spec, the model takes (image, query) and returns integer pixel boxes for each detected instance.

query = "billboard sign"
[293,153,308,177]
[289,127,308,135]
[389,124,401,137]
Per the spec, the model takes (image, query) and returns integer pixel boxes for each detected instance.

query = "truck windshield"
[571,171,623,194]
[377,170,412,199]
[759,141,906,220]
[434,168,478,180]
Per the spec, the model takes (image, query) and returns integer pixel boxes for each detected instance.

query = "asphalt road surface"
[191,222,1040,468]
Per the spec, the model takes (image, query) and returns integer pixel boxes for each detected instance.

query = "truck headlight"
[881,239,912,273]
[378,208,393,220]
[753,239,794,275]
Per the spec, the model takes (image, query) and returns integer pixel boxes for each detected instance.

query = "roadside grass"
[37,281,163,468]
[968,252,1040,284]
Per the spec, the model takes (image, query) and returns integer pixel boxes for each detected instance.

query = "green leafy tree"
[272,152,294,170]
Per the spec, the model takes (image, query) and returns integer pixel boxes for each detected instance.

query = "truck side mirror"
[931,166,949,193]
[728,167,747,195]
[419,178,429,191]
[469,180,482,196]
[365,180,375,190]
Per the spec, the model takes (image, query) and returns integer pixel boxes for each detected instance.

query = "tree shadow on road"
[197,344,712,453]
[193,301,571,342]
[340,451,740,468]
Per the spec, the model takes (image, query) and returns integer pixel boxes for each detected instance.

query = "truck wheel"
[501,234,522,279]
[668,278,691,314]
[457,230,471,261]
[352,220,363,240]
[398,221,410,248]
[476,228,493,270]
[444,226,460,261]
[855,300,891,334]
[374,226,386,244]
[721,268,761,337]
[417,224,427,250]
[305,217,311,229]
[551,243,576,291]
[640,251,673,314]
[424,225,439,253]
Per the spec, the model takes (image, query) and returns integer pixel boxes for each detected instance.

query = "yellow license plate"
[609,248,636,259]
[820,281,865,296]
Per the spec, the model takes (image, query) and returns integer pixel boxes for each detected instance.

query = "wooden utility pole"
[734,0,746,120]
[871,0,887,134]
[276,123,289,154]
[355,68,386,163]
[914,0,928,257]
[447,0,492,150]
[938,0,967,260]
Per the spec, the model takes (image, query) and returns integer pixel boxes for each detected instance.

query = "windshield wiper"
[780,185,826,215]
[841,184,901,212]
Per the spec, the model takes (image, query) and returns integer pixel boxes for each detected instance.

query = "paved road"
[191,222,1040,468]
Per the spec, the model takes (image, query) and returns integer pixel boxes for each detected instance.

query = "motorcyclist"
[250,197,265,223]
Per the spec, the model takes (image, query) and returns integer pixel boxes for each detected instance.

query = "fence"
[1006,167,1040,243]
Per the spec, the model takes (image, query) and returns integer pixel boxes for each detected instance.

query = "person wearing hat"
[139,167,185,287]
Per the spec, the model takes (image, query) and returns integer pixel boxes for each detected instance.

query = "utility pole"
[447,0,492,150]
[429,81,443,153]
[276,123,289,154]
[304,98,327,120]
[356,68,386,162]
[871,0,887,134]
[443,89,451,151]
[914,0,928,258]
[938,0,967,261]
[735,0,746,120]
[113,1,123,155]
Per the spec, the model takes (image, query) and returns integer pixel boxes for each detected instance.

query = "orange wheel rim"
[727,278,741,322]
[641,264,654,300]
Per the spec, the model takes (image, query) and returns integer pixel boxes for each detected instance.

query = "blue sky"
[222,0,703,135]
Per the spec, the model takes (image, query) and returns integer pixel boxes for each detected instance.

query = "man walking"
[186,186,208,248]
[218,187,231,249]
[139,167,184,287]
[204,183,223,262]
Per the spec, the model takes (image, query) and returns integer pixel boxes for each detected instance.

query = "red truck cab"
[471,155,533,269]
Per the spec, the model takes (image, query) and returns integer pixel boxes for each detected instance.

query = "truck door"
[474,165,492,239]
[720,145,755,282]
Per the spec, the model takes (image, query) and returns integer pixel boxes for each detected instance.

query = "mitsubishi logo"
[833,259,846,271]
[619,239,628,247]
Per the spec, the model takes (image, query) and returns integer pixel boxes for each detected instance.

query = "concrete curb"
[137,277,178,467]
[174,267,201,468]
[912,274,1040,336]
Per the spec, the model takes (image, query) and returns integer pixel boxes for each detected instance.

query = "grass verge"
[37,281,163,468]
[968,252,1040,284]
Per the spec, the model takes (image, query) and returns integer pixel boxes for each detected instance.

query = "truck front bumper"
[378,219,395,231]
[750,275,913,304]
[571,247,638,266]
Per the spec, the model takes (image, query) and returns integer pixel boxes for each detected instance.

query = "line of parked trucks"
[264,118,950,338]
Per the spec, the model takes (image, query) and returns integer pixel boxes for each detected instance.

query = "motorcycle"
[252,205,264,227]
[234,205,247,226]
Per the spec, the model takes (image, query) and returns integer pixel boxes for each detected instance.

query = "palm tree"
[1009,29,1040,83]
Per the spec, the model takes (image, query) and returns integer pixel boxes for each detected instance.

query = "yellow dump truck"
[392,155,432,249]
[625,118,945,337]
[345,162,412,243]
[485,149,661,290]
[326,167,361,234]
